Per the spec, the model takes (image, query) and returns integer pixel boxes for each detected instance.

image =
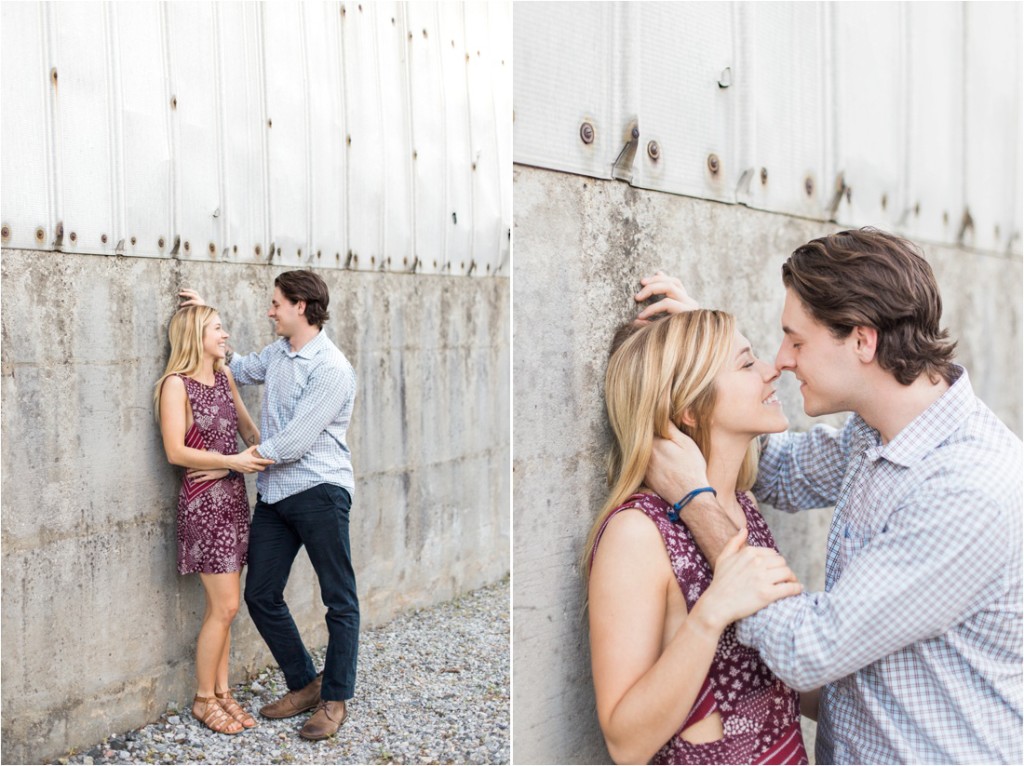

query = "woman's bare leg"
[195,572,240,697]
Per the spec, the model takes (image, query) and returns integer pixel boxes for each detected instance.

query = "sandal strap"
[193,695,243,734]
[216,691,257,726]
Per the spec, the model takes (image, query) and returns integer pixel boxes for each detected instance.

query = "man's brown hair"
[275,270,331,329]
[782,227,957,386]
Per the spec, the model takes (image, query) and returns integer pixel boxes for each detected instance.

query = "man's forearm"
[679,494,742,564]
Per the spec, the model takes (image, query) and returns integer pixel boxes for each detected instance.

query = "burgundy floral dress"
[591,492,807,765]
[175,372,250,575]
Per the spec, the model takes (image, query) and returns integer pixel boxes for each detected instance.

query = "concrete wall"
[0,251,510,764]
[511,164,1023,764]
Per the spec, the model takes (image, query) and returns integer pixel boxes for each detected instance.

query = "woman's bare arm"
[159,376,272,473]
[224,366,260,448]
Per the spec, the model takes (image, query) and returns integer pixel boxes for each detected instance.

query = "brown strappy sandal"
[215,690,258,729]
[192,695,244,735]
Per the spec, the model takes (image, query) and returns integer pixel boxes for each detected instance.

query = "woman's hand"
[228,445,275,473]
[187,468,229,483]
[634,271,701,322]
[696,527,803,631]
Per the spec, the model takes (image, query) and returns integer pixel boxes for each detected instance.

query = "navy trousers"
[244,484,359,701]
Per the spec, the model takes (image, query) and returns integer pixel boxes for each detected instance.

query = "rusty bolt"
[845,188,852,203]
[631,126,640,140]
[346,134,351,146]
[101,233,108,244]
[707,154,720,175]
[804,177,814,196]
[233,245,238,253]
[371,256,375,266]
[914,203,920,216]
[171,95,177,109]
[412,149,418,160]
[297,248,302,257]
[881,194,888,210]
[208,242,215,254]
[422,29,428,38]
[35,227,45,242]
[358,3,363,10]
[255,244,262,256]
[760,168,768,185]
[942,211,949,224]
[1,225,9,240]
[472,162,477,171]
[157,236,164,248]
[647,141,660,161]
[184,240,190,252]
[267,119,272,128]
[51,68,58,85]
[580,122,595,144]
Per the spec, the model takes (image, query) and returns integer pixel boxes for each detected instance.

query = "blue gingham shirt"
[737,367,1023,764]
[230,330,356,504]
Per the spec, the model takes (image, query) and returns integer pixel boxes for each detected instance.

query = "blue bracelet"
[667,486,717,523]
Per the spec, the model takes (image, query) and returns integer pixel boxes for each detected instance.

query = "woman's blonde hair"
[153,305,223,420]
[582,310,759,577]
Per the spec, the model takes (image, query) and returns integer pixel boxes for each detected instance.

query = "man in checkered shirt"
[181,270,358,741]
[639,228,1022,764]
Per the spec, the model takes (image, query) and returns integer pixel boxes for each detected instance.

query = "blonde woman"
[586,310,808,764]
[155,306,274,734]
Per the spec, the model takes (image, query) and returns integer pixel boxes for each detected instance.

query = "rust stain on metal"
[1,225,10,241]
[70,231,78,243]
[101,234,108,244]
[647,141,660,161]
[35,227,45,242]
[881,194,888,210]
[805,177,814,196]
[158,237,165,248]
[580,122,595,145]
[707,154,720,175]
[760,168,768,185]
[208,242,216,254]
[171,95,177,109]
[51,68,58,87]
[255,244,262,256]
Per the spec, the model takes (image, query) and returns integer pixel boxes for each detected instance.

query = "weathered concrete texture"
[511,165,1023,764]
[0,250,510,764]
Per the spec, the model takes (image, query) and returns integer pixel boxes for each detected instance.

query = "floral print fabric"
[175,372,250,575]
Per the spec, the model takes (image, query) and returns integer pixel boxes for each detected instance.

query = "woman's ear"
[677,408,697,429]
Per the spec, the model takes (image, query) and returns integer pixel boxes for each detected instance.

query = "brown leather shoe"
[298,700,348,741]
[259,674,322,719]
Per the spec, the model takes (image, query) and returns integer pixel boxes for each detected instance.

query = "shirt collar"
[870,365,975,468]
[281,329,328,360]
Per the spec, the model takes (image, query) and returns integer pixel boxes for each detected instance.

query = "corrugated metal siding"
[513,1,1022,256]
[0,1,511,276]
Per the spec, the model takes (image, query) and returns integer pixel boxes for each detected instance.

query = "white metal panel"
[633,3,738,204]
[407,3,448,274]
[304,2,347,269]
[830,2,905,230]
[734,3,829,220]
[439,2,474,276]
[903,3,964,248]
[214,2,267,264]
[1,1,508,275]
[112,2,173,258]
[0,3,52,251]
[262,3,309,267]
[165,2,222,262]
[965,2,1023,254]
[465,1,503,277]
[52,2,117,255]
[341,2,415,273]
[512,2,620,179]
[490,0,512,276]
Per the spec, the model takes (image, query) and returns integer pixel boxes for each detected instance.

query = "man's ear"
[295,299,307,317]
[852,325,878,363]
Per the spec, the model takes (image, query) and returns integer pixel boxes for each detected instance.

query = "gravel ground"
[57,578,510,765]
